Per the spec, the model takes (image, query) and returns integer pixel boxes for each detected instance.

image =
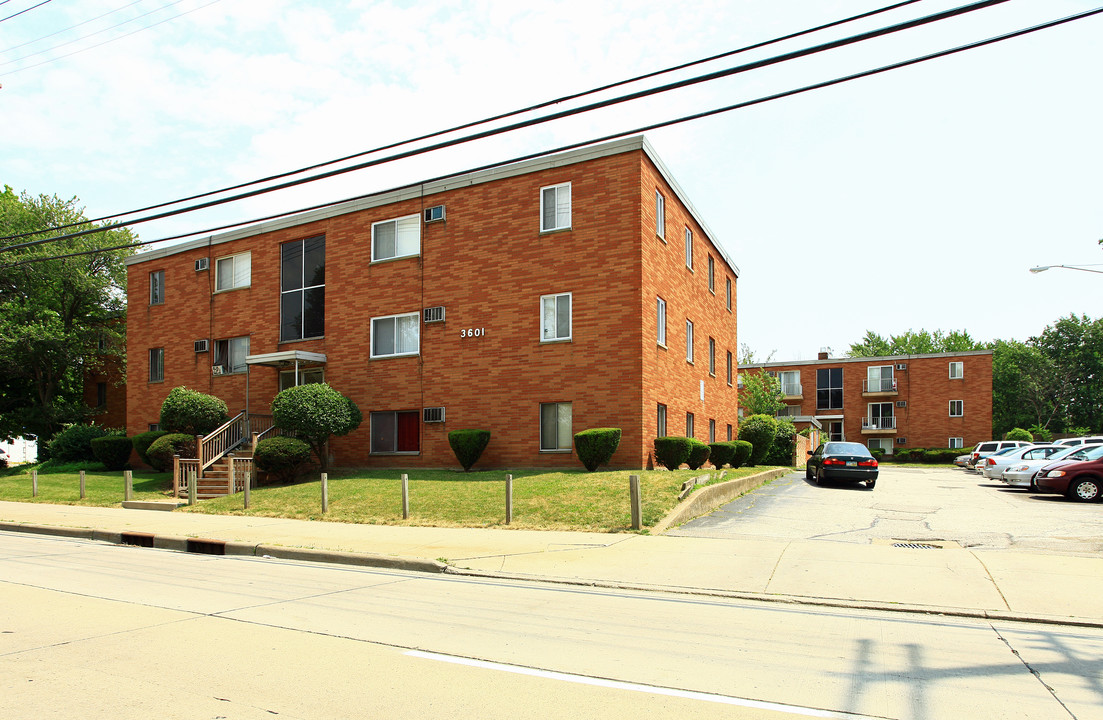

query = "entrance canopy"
[244,351,327,416]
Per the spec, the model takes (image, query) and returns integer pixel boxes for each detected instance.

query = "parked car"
[954,453,970,467]
[1054,436,1103,448]
[1035,445,1103,502]
[967,440,1034,469]
[980,445,1064,481]
[1002,445,1088,491]
[806,442,878,489]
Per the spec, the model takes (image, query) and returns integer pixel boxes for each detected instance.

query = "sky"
[3,0,1101,361]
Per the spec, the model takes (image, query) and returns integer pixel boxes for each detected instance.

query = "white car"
[1001,445,1087,490]
[979,445,1064,481]
[1054,436,1103,448]
[967,440,1034,469]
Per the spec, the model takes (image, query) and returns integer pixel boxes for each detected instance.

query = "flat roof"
[126,135,739,277]
[246,350,327,367]
[739,349,994,370]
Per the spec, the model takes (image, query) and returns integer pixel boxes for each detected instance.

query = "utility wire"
[0,0,929,239]
[0,0,51,24]
[8,5,1102,270]
[0,0,1011,252]
[0,0,175,61]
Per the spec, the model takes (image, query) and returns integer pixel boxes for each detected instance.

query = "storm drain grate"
[892,542,941,550]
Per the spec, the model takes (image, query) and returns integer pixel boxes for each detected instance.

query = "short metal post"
[321,472,329,513]
[79,470,86,499]
[401,474,409,519]
[32,469,38,497]
[505,474,513,525]
[243,471,251,509]
[629,474,642,530]
[124,470,133,501]
[188,469,197,506]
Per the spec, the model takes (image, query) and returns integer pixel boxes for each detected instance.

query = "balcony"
[862,416,897,434]
[862,377,898,396]
[780,382,802,400]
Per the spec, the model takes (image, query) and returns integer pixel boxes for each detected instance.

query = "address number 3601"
[461,328,485,338]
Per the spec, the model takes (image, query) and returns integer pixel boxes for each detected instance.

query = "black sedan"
[806,442,879,489]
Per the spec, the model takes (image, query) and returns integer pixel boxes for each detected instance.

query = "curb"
[653,467,791,534]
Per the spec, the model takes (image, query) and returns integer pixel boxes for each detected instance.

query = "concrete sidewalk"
[2,499,1100,627]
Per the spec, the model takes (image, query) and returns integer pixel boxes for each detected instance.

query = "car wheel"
[1028,474,1038,492]
[1068,477,1102,503]
[865,478,876,490]
[805,465,813,481]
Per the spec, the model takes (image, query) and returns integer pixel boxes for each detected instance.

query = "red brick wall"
[83,353,126,430]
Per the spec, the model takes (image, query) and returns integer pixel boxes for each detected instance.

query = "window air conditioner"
[896,437,907,445]
[423,407,446,423]
[195,258,209,272]
[423,306,446,323]
[194,339,209,353]
[896,400,907,408]
[211,365,225,376]
[895,363,907,371]
[424,205,446,223]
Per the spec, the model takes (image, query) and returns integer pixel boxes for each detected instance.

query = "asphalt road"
[669,466,1103,555]
[4,532,1102,719]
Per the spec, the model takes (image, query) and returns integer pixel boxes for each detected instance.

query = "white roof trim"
[246,351,327,367]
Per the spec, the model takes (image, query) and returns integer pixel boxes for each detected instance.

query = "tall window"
[709,419,716,443]
[868,402,894,429]
[708,255,715,292]
[726,277,732,311]
[708,338,716,376]
[655,190,665,240]
[540,292,572,342]
[949,361,964,379]
[540,402,572,451]
[215,252,251,291]
[657,403,667,436]
[816,368,843,410]
[370,411,420,453]
[371,312,420,358]
[540,183,571,232]
[96,382,107,408]
[866,365,895,392]
[280,236,325,342]
[149,270,164,305]
[214,336,249,374]
[726,424,733,441]
[148,348,164,382]
[686,412,694,438]
[685,320,694,363]
[779,370,800,396]
[684,227,693,269]
[372,215,420,262]
[727,351,733,385]
[949,400,964,417]
[656,297,666,346]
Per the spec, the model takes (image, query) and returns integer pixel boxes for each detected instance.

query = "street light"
[1029,264,1103,275]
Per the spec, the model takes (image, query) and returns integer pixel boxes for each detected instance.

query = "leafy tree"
[991,339,1059,435]
[1031,314,1103,432]
[740,371,785,417]
[271,383,362,471]
[0,186,137,445]
[847,328,987,357]
[738,414,778,466]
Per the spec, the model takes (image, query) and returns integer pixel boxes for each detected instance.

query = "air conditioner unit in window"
[195,258,209,272]
[424,205,445,223]
[423,407,446,423]
[896,437,907,445]
[896,400,907,408]
[211,365,225,376]
[194,339,209,353]
[895,363,907,371]
[423,306,446,324]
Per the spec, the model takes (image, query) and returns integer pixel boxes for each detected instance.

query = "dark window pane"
[397,411,420,452]
[303,287,324,338]
[831,389,843,408]
[557,295,570,338]
[371,412,396,453]
[281,290,302,341]
[817,368,828,387]
[374,317,395,356]
[304,236,325,287]
[281,242,303,292]
[374,222,396,259]
[540,403,557,450]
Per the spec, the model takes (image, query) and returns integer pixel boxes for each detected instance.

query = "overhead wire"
[0,0,175,61]
[0,0,50,24]
[7,4,1102,269]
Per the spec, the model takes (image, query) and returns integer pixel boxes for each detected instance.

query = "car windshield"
[1078,445,1103,461]
[824,442,871,456]
[990,447,1019,457]
[1050,445,1087,461]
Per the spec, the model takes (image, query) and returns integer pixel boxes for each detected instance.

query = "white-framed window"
[372,215,420,262]
[655,190,665,240]
[215,252,251,291]
[280,235,325,342]
[868,402,894,429]
[657,403,667,436]
[149,270,164,305]
[949,437,964,449]
[148,348,163,382]
[709,419,716,443]
[686,412,694,438]
[779,370,801,396]
[708,338,716,376]
[371,312,420,358]
[727,351,733,386]
[370,410,420,453]
[949,400,964,417]
[541,292,572,342]
[685,320,694,363]
[684,227,693,269]
[726,277,732,311]
[949,361,964,379]
[868,438,893,455]
[540,402,572,451]
[656,297,666,346]
[540,182,571,232]
[708,255,715,293]
[866,365,895,393]
[279,367,324,391]
[726,424,733,441]
[213,336,249,374]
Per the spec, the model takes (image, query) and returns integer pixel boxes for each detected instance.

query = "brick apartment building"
[124,136,740,469]
[739,350,994,453]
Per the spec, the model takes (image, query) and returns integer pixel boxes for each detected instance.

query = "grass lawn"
[0,462,174,506]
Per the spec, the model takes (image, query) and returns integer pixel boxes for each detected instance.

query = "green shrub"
[731,440,753,469]
[870,448,885,462]
[90,435,133,471]
[738,414,778,466]
[159,386,229,436]
[47,424,108,462]
[708,442,735,469]
[573,428,621,472]
[1027,425,1052,443]
[448,429,491,471]
[925,448,961,464]
[272,383,362,470]
[254,436,313,483]
[1005,427,1033,442]
[763,418,797,466]
[686,439,711,470]
[653,436,692,470]
[146,433,197,472]
[132,430,169,467]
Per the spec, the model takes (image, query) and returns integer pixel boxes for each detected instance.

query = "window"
[280,236,325,342]
[708,255,715,292]
[655,190,665,240]
[726,424,733,441]
[949,437,964,449]
[726,277,732,311]
[866,365,895,393]
[828,420,843,441]
[949,361,964,379]
[868,402,894,429]
[540,182,571,232]
[709,419,716,443]
[686,412,694,438]
[215,252,251,291]
[541,292,571,342]
[148,423,161,432]
[708,338,716,376]
[213,336,249,374]
[868,438,893,455]
[684,227,693,269]
[370,411,420,453]
[816,368,843,410]
[657,403,667,437]
[279,367,324,391]
[685,320,694,363]
[949,400,964,417]
[148,348,163,382]
[656,297,666,346]
[149,270,164,305]
[372,215,420,262]
[96,382,107,408]
[372,312,420,358]
[540,402,572,451]
[779,370,800,396]
[727,351,733,385]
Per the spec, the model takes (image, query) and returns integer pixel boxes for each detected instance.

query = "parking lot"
[670,465,1103,556]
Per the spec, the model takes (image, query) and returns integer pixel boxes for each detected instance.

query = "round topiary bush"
[254,436,312,483]
[159,386,229,436]
[731,440,753,469]
[653,436,692,470]
[1005,427,1033,442]
[738,414,778,466]
[47,424,108,462]
[448,429,491,471]
[271,383,362,470]
[131,430,169,467]
[146,433,197,472]
[90,435,133,471]
[686,439,711,470]
[574,428,621,472]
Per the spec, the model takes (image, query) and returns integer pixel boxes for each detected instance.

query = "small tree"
[740,371,785,416]
[1027,424,1053,443]
[738,414,778,466]
[448,429,491,471]
[160,387,229,436]
[574,428,621,472]
[271,384,362,471]
[653,437,693,470]
[1005,427,1033,442]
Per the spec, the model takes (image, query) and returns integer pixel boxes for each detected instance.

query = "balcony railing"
[775,405,803,418]
[780,382,802,397]
[862,416,897,430]
[862,377,898,393]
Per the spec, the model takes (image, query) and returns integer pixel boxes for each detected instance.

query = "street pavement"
[2,467,1101,627]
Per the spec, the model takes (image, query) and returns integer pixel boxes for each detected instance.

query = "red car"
[1035,445,1103,502]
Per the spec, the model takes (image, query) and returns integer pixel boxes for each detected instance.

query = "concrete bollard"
[505,474,513,525]
[243,471,251,509]
[32,469,38,497]
[124,470,133,501]
[321,472,328,514]
[401,474,409,520]
[80,470,86,499]
[629,474,641,530]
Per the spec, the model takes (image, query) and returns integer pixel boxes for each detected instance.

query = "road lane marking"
[405,650,885,719]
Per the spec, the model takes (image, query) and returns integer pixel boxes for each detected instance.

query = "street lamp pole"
[1029,264,1103,275]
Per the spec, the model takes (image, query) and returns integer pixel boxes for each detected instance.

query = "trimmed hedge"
[574,428,621,472]
[254,436,312,483]
[90,435,133,471]
[47,424,108,462]
[448,429,491,471]
[686,439,711,470]
[653,436,693,470]
[882,447,968,464]
[731,440,753,469]
[708,441,736,469]
[738,414,778,466]
[146,433,197,472]
[160,386,229,436]
[132,430,169,468]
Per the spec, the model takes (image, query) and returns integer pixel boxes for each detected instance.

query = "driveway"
[668,466,1103,555]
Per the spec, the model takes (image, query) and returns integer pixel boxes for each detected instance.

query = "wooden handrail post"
[196,435,204,468]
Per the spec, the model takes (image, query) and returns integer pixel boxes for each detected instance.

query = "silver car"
[980,445,1064,481]
[1001,445,1085,490]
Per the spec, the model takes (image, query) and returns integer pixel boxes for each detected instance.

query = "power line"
[0,0,1011,252]
[0,0,169,60]
[0,0,51,24]
[8,5,1102,270]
